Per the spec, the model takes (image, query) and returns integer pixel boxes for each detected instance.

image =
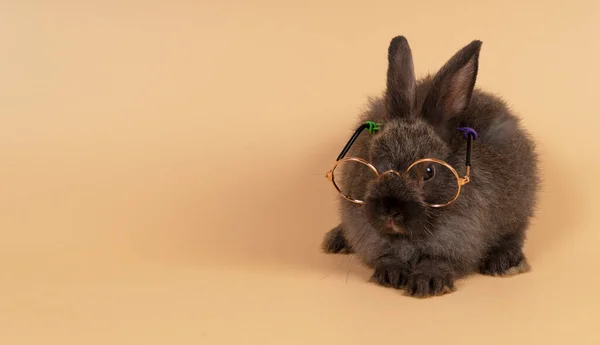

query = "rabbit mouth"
[384,218,407,234]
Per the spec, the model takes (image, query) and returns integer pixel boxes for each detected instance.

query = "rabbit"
[322,36,540,298]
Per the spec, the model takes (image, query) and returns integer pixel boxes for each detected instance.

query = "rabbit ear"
[422,40,482,125]
[385,36,416,119]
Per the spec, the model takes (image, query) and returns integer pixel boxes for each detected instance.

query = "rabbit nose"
[380,197,403,216]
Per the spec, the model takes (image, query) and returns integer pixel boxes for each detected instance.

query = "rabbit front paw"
[404,261,456,298]
[479,249,530,277]
[371,262,410,289]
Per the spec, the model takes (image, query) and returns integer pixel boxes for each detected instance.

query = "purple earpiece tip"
[457,127,478,140]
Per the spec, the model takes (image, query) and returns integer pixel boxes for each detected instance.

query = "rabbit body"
[322,37,539,297]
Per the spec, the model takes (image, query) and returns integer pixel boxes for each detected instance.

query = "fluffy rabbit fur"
[322,36,540,298]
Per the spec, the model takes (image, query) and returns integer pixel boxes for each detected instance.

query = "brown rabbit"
[322,36,540,298]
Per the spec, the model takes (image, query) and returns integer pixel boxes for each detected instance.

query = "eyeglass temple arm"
[457,126,477,181]
[464,132,475,180]
[335,121,381,161]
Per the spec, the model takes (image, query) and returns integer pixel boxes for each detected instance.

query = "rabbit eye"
[424,165,436,181]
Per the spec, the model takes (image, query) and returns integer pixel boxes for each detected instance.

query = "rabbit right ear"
[385,36,416,119]
[422,40,482,126]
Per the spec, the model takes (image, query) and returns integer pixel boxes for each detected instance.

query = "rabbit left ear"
[423,40,482,125]
[385,36,416,119]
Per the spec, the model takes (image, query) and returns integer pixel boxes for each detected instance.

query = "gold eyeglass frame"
[325,122,475,208]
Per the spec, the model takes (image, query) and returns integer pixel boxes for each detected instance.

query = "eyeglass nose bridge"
[379,169,407,180]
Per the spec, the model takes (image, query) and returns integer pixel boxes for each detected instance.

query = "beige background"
[1,1,599,344]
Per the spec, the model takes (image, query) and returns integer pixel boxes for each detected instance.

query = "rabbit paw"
[371,263,410,289]
[404,262,456,298]
[479,248,530,277]
[321,225,353,254]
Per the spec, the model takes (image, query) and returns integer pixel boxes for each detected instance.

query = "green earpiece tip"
[366,121,381,134]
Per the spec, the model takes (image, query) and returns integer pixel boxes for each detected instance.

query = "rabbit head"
[363,37,482,238]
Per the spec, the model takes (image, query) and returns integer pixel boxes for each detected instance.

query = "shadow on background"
[524,147,582,265]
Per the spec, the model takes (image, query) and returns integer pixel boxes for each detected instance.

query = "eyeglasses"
[325,122,476,208]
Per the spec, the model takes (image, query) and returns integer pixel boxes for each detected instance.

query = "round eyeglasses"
[325,122,476,208]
